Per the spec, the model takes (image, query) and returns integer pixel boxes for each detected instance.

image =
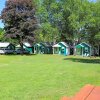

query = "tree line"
[0,0,100,48]
[35,0,100,47]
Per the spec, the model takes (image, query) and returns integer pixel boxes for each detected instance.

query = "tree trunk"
[98,45,100,57]
[19,40,24,55]
[73,41,76,56]
[53,38,56,45]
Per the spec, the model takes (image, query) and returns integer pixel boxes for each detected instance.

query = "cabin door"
[76,48,82,55]
[61,48,65,55]
[54,47,59,54]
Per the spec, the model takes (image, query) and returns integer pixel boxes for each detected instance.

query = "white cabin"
[0,42,15,54]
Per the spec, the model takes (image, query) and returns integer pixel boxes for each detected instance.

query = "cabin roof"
[16,42,32,47]
[81,42,91,47]
[37,43,41,46]
[34,43,41,46]
[0,42,10,48]
[24,42,31,47]
[59,42,69,47]
[41,42,53,47]
[76,42,91,48]
[76,44,84,48]
[53,44,61,47]
[53,42,69,48]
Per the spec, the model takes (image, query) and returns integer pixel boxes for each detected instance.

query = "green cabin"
[34,42,53,54]
[0,42,15,54]
[76,42,92,56]
[16,42,33,54]
[34,43,41,54]
[53,42,70,56]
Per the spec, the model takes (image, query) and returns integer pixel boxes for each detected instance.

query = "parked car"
[5,49,15,54]
[15,49,30,54]
[0,48,15,54]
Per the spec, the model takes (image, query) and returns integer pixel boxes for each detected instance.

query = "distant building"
[16,42,33,54]
[34,42,53,54]
[0,42,15,54]
[75,42,92,56]
[53,42,70,56]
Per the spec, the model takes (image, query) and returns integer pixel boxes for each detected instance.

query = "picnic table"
[61,84,100,100]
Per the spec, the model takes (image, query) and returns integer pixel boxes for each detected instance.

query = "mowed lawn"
[0,55,100,100]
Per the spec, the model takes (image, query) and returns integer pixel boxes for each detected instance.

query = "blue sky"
[0,0,97,28]
[0,0,6,28]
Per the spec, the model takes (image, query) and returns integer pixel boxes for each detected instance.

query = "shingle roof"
[76,42,91,48]
[59,42,69,47]
[81,42,91,47]
[53,44,61,47]
[24,42,31,47]
[0,42,10,48]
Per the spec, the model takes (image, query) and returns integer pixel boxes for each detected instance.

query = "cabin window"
[76,48,82,55]
[85,47,88,52]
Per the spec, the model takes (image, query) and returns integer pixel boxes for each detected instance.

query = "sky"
[0,0,97,28]
[0,0,6,28]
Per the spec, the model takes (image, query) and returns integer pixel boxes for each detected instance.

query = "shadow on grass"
[63,57,100,64]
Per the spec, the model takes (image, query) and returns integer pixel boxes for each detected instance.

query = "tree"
[84,1,100,47]
[0,28,5,41]
[1,0,37,53]
[36,0,62,43]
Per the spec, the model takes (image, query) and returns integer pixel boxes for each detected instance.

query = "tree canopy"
[0,28,4,41]
[35,0,100,47]
[0,0,100,48]
[1,0,37,46]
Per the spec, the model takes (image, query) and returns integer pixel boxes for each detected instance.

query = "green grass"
[0,55,100,100]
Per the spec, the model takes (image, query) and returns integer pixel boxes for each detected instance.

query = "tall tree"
[0,0,37,53]
[36,0,62,43]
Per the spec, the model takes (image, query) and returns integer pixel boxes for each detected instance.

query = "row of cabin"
[29,42,99,56]
[0,42,100,56]
[34,42,73,56]
[34,42,94,56]
[0,42,33,54]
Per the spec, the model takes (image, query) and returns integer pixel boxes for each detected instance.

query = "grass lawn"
[0,55,100,100]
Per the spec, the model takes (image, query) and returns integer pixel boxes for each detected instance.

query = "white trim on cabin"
[59,42,69,47]
[53,44,61,48]
[79,44,84,47]
[80,42,91,47]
